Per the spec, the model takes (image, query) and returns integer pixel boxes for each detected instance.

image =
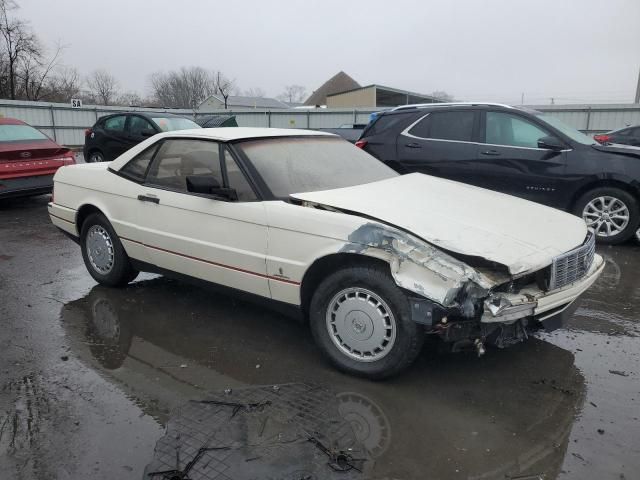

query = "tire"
[573,187,640,245]
[309,264,424,379]
[87,150,105,163]
[80,212,138,287]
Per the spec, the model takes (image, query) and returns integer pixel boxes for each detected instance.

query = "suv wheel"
[80,213,138,286]
[574,187,640,244]
[87,150,105,163]
[309,264,424,379]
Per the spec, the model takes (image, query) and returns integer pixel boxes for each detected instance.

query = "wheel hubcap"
[582,196,630,238]
[86,225,114,274]
[326,287,397,362]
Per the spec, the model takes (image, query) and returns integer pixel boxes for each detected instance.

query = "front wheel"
[80,213,138,287]
[309,264,424,379]
[574,187,640,245]
[87,150,105,163]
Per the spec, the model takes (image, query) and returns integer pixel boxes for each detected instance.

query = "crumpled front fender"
[340,223,502,312]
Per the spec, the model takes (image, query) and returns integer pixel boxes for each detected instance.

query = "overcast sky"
[18,0,640,104]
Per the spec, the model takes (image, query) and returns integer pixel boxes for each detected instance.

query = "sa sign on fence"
[71,99,83,108]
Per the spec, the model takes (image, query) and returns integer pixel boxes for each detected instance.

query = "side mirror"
[537,136,565,151]
[186,175,238,201]
[140,129,156,138]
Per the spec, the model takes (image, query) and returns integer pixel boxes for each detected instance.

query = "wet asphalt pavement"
[0,195,639,480]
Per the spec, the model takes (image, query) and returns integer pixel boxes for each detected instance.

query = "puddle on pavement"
[536,246,640,479]
[59,278,587,479]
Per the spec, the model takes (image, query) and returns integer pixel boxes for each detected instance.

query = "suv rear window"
[408,111,475,141]
[364,114,409,137]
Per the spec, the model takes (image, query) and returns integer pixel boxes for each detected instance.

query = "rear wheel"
[80,213,138,287]
[87,150,105,163]
[574,187,639,245]
[309,264,424,379]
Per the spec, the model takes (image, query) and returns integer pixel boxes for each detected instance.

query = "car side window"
[128,116,155,137]
[103,115,126,132]
[408,111,474,141]
[223,150,257,201]
[120,144,158,182]
[146,139,222,192]
[485,112,551,148]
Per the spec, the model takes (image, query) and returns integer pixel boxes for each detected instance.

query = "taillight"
[85,128,92,136]
[64,150,76,165]
[52,148,76,165]
[594,134,611,144]
[355,139,368,149]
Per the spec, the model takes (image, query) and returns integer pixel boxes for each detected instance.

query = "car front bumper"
[481,253,605,327]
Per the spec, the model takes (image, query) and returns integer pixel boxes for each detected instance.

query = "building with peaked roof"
[327,85,443,108]
[304,71,361,106]
[199,94,289,111]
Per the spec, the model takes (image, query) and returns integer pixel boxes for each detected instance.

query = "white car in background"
[48,128,604,378]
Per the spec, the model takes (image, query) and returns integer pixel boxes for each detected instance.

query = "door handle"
[405,142,422,149]
[137,194,159,204]
[480,149,501,156]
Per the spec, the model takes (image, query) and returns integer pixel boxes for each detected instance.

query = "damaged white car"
[49,128,604,378]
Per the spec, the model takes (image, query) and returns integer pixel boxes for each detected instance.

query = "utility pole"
[521,92,524,105]
[635,66,640,103]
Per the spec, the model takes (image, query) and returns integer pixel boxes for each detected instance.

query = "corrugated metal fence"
[1,98,639,147]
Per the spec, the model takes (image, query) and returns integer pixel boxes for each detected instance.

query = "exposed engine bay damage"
[339,222,502,311]
[337,222,572,354]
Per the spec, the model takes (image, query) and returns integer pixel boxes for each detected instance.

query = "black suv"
[357,103,640,244]
[83,112,200,163]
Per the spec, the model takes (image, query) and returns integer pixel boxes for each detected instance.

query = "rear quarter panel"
[51,164,142,242]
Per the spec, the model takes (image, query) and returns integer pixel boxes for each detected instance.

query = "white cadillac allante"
[49,128,604,378]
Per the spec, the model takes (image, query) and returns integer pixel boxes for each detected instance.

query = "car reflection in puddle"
[59,277,585,480]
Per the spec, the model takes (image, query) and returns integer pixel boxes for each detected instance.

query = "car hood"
[591,143,640,158]
[291,173,587,275]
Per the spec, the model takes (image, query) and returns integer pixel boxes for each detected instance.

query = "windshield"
[238,136,398,197]
[151,117,200,132]
[0,124,49,142]
[536,114,596,145]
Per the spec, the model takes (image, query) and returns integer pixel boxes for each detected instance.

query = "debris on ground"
[144,383,372,479]
[608,370,629,377]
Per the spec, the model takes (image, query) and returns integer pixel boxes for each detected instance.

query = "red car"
[0,117,76,199]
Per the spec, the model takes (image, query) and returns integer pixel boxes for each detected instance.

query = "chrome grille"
[549,232,595,290]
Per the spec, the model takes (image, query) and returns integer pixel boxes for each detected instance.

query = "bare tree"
[0,0,41,99]
[243,87,265,98]
[42,66,81,102]
[277,85,306,104]
[214,71,235,109]
[116,90,143,107]
[431,90,454,102]
[17,42,64,100]
[86,69,119,105]
[150,66,217,110]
